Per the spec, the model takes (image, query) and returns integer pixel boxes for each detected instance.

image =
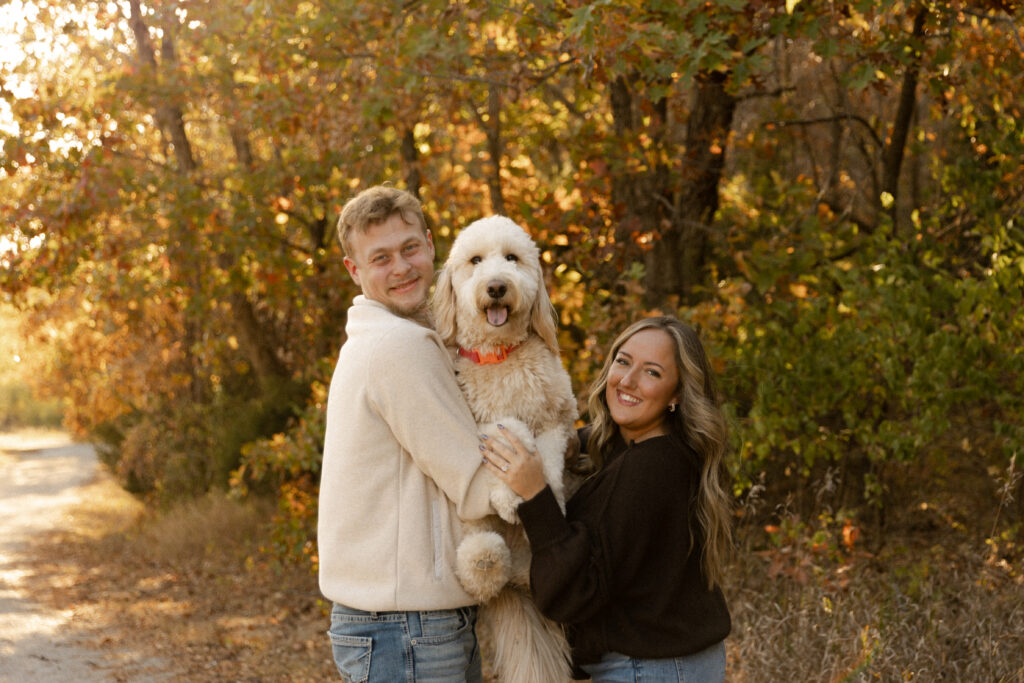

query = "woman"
[480,316,732,682]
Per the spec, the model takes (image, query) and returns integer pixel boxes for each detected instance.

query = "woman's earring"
[669,403,677,413]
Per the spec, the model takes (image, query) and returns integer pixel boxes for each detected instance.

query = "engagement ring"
[501,464,508,472]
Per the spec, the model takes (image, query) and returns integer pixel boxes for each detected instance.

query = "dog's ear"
[529,280,560,354]
[432,264,458,344]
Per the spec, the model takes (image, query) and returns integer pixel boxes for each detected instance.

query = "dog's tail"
[479,586,573,683]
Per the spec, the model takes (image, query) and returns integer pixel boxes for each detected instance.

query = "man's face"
[343,213,435,318]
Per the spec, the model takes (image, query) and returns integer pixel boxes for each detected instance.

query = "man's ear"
[343,256,361,287]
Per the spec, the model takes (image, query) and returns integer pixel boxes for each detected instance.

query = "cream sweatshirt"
[317,296,496,610]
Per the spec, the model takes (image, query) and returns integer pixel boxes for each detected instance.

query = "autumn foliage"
[2,0,1022,572]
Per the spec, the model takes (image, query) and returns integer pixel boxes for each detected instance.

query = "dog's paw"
[534,426,571,511]
[456,531,511,602]
[490,484,523,524]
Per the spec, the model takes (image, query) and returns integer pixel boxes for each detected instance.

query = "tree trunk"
[401,127,422,199]
[609,75,638,246]
[128,0,205,402]
[128,2,196,174]
[881,7,927,231]
[229,123,255,170]
[610,72,736,306]
[129,0,291,395]
[225,126,292,390]
[485,84,505,216]
[227,292,291,384]
[609,76,670,257]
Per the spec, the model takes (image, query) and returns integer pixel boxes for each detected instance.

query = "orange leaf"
[842,521,860,549]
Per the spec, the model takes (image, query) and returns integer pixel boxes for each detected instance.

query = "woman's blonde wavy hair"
[585,316,732,589]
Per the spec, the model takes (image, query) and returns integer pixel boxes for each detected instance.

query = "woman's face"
[605,328,680,443]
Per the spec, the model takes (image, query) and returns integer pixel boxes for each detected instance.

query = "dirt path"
[0,432,170,682]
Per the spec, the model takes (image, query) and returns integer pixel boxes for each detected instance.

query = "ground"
[3,430,1022,681]
[0,431,335,682]
[0,430,170,681]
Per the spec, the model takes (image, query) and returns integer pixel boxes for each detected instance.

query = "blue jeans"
[327,603,481,683]
[580,641,726,682]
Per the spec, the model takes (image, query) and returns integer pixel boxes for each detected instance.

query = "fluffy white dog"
[433,215,577,683]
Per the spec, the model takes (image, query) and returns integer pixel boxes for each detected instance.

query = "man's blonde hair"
[336,186,427,258]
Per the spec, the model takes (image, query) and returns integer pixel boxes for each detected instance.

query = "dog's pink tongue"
[486,306,509,326]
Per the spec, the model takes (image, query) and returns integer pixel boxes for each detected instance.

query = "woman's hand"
[480,424,548,501]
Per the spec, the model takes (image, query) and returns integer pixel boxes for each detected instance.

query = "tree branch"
[766,115,884,151]
[962,8,1024,53]
[737,85,796,102]
[327,46,517,88]
[541,82,585,118]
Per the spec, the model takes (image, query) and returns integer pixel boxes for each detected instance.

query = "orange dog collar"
[458,344,521,365]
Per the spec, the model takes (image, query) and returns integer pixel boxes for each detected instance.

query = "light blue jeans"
[327,603,481,683]
[580,641,726,682]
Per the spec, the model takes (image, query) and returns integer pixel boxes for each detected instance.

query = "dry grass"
[721,435,1024,682]
[724,460,1024,683]
[725,546,1024,681]
[21,479,334,682]
[19,463,1024,682]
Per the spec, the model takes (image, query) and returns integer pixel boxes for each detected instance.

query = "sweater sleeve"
[518,486,611,624]
[519,438,695,626]
[364,323,495,521]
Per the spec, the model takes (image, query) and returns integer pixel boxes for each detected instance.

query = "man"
[318,185,496,682]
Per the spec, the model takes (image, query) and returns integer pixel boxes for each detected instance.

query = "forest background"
[2,0,1023,679]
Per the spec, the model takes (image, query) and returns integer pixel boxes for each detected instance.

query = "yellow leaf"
[786,0,801,14]
[233,70,260,85]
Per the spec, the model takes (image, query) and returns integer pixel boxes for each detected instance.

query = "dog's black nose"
[487,280,507,299]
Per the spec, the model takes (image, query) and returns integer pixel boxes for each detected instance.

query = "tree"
[1,1,1021,538]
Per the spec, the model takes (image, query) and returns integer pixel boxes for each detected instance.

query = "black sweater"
[517,431,731,669]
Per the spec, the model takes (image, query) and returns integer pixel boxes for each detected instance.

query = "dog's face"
[434,216,554,350]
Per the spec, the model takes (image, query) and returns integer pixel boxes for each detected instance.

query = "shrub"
[95,381,303,500]
[230,380,326,567]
